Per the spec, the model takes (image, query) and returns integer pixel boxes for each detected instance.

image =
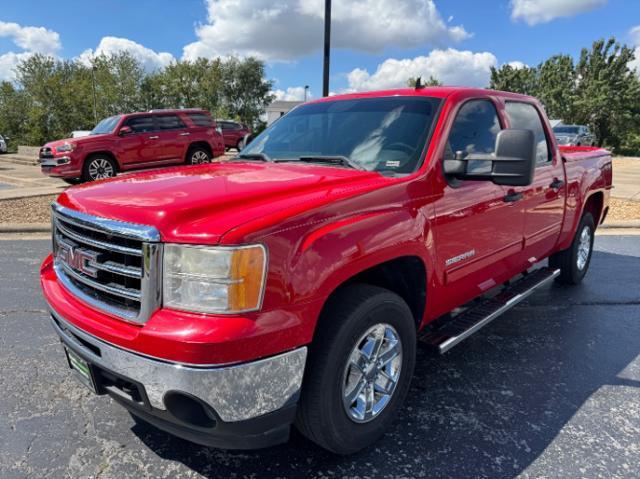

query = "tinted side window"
[219,122,231,130]
[188,113,214,127]
[124,116,155,133]
[156,115,185,130]
[447,100,501,159]
[505,102,550,164]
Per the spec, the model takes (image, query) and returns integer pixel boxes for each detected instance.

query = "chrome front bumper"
[49,308,307,422]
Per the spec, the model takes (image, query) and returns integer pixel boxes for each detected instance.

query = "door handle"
[503,191,523,203]
[549,178,564,190]
[179,132,191,136]
[148,136,159,140]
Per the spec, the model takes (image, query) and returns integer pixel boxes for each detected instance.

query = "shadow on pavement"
[131,249,640,478]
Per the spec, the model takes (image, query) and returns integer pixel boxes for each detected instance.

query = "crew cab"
[40,87,612,454]
[39,109,225,183]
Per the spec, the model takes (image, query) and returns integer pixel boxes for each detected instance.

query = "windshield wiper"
[297,155,364,170]
[235,152,273,162]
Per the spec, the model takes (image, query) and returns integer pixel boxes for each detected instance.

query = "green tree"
[90,51,146,117]
[220,56,274,126]
[536,55,577,121]
[0,81,29,148]
[489,64,538,95]
[573,38,640,148]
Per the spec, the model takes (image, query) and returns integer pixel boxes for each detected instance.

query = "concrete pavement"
[1,235,639,478]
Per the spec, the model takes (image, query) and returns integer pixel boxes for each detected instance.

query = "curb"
[600,221,640,229]
[0,223,51,233]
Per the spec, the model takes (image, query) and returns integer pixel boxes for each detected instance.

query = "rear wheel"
[187,146,211,165]
[549,212,595,284]
[82,155,117,182]
[295,284,416,454]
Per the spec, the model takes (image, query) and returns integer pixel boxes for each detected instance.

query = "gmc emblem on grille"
[57,238,100,278]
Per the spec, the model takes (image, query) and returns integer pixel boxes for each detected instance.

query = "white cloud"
[510,0,607,25]
[78,37,175,71]
[0,21,61,81]
[183,0,469,61]
[272,86,311,101]
[629,26,640,76]
[507,61,528,69]
[0,21,61,55]
[345,49,497,92]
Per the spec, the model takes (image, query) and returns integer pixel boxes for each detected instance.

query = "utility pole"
[304,85,310,102]
[91,59,98,125]
[322,0,331,97]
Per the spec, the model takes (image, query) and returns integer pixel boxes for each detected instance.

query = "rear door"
[433,98,525,309]
[154,114,189,162]
[118,115,157,166]
[505,101,565,261]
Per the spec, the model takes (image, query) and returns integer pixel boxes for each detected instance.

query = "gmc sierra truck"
[40,87,612,454]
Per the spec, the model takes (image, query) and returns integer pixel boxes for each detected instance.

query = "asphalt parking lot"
[1,235,639,479]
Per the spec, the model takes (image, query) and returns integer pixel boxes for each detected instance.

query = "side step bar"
[420,267,560,354]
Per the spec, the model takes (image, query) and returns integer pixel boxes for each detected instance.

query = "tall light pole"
[322,0,331,97]
[304,85,310,102]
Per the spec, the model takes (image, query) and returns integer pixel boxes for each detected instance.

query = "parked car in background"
[39,109,225,183]
[553,124,596,146]
[71,130,91,138]
[217,120,251,151]
[0,134,9,153]
[41,87,612,454]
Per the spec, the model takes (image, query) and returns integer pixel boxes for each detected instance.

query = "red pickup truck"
[40,87,612,454]
[39,109,225,183]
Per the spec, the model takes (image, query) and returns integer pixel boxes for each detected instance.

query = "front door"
[504,101,565,261]
[432,98,525,315]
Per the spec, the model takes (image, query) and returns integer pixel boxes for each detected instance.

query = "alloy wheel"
[341,323,403,423]
[88,158,114,180]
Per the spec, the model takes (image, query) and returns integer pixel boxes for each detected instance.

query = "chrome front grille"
[51,203,162,324]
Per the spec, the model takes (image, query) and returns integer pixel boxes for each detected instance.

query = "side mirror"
[443,129,536,187]
[118,126,133,136]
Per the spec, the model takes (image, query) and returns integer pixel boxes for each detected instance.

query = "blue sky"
[0,0,639,100]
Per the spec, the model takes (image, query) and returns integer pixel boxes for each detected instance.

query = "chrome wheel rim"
[342,323,403,423]
[88,158,114,180]
[191,150,210,164]
[577,225,591,271]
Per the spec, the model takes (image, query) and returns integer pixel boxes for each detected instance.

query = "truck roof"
[309,86,537,104]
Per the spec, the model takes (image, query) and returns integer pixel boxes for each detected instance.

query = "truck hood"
[56,161,388,244]
[44,134,108,149]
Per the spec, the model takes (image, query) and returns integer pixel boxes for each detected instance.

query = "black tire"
[187,146,211,165]
[549,212,595,285]
[295,284,416,454]
[81,155,117,182]
[62,178,82,185]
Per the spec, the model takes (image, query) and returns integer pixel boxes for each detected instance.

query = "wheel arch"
[185,141,213,162]
[83,151,120,171]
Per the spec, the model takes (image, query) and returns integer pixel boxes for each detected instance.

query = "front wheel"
[82,155,117,182]
[295,284,416,454]
[549,212,595,284]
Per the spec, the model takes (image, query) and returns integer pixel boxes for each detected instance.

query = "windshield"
[553,126,580,134]
[243,96,441,174]
[91,115,122,135]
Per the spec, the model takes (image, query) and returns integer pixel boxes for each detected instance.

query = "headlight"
[163,244,267,314]
[55,143,75,153]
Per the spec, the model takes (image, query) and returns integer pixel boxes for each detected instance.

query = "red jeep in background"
[39,109,225,183]
[41,87,612,453]
[217,120,252,151]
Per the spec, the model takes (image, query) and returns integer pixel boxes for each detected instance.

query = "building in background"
[264,100,302,125]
